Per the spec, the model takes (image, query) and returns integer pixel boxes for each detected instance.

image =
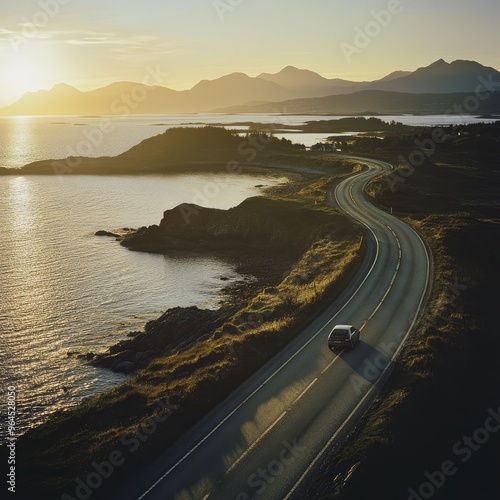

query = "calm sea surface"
[0,173,286,441]
[0,112,494,440]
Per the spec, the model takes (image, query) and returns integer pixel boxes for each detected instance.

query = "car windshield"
[332,329,349,338]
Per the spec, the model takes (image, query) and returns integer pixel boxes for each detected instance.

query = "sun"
[3,59,47,95]
[0,44,59,105]
[0,48,59,106]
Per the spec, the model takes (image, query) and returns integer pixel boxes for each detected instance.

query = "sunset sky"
[0,0,499,107]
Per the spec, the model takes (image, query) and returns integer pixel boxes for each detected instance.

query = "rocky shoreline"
[118,196,337,254]
[91,306,238,373]
[90,194,327,373]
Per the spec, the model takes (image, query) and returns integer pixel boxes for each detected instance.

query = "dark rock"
[134,351,151,368]
[78,352,95,361]
[91,305,237,372]
[95,230,119,237]
[114,361,135,374]
[159,204,208,229]
[109,343,127,354]
[114,350,136,362]
[120,197,337,255]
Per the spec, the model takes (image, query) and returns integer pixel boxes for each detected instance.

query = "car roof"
[332,324,353,330]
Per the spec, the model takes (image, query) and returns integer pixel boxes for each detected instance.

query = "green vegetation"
[343,120,500,156]
[224,116,418,136]
[296,117,414,133]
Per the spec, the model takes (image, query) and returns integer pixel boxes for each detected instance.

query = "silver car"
[327,324,360,350]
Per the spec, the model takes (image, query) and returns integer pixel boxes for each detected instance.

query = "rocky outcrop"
[91,306,236,373]
[120,197,337,255]
[114,362,135,374]
[95,230,119,237]
[94,195,340,374]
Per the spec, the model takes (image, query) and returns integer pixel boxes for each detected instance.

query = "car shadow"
[333,340,393,383]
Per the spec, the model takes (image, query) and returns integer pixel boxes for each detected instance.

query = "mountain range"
[1,59,499,116]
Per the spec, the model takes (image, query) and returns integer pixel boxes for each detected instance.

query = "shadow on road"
[335,340,392,383]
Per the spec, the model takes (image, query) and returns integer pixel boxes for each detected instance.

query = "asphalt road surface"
[120,157,431,500]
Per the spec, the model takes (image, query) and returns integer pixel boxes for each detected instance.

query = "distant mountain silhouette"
[0,74,292,115]
[257,66,364,97]
[6,83,85,115]
[216,90,500,115]
[373,59,500,93]
[375,70,413,82]
[1,59,498,116]
[258,60,500,95]
[182,73,293,110]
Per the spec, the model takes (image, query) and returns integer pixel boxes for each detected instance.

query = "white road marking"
[321,354,342,374]
[226,411,287,474]
[293,378,318,405]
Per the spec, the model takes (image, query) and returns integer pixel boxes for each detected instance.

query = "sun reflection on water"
[5,116,32,167]
[8,176,33,233]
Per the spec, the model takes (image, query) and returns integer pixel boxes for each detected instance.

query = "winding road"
[120,157,431,500]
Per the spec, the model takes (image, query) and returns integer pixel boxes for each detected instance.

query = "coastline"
[0,165,295,444]
[14,157,367,498]
[88,173,354,376]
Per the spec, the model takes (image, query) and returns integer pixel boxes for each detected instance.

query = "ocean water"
[0,172,286,441]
